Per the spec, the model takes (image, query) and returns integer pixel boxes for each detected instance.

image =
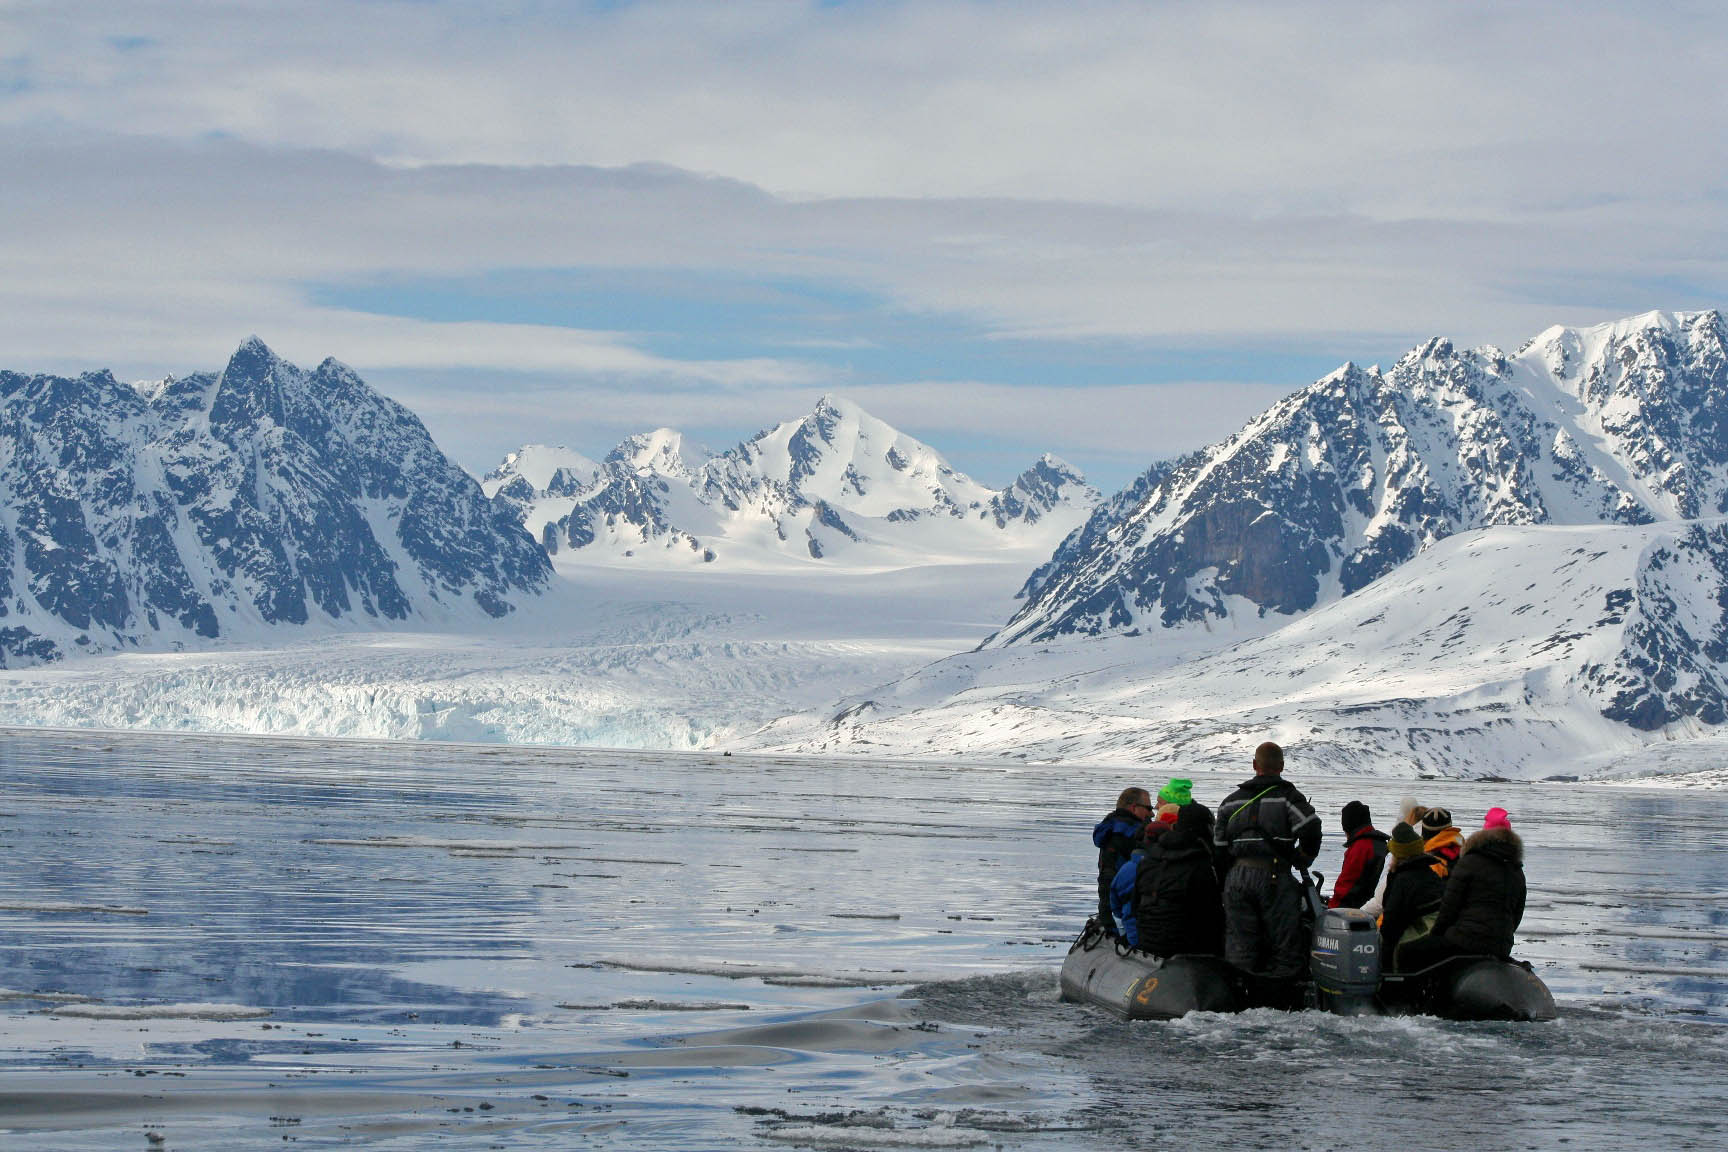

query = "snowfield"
[5,519,1728,784]
[0,557,1039,749]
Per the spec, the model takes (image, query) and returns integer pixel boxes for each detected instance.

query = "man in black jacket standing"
[1214,742,1322,996]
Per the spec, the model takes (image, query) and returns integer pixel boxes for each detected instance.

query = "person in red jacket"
[1328,801,1389,909]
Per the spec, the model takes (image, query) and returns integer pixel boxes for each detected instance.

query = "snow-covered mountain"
[486,395,1099,567]
[13,311,1728,784]
[0,338,550,666]
[483,443,600,499]
[996,309,1728,647]
[745,310,1728,773]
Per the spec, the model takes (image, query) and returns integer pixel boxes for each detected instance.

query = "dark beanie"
[1421,807,1453,836]
[1175,801,1213,835]
[1389,821,1425,860]
[1341,801,1371,834]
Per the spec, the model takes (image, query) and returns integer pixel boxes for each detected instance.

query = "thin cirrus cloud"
[0,1,1725,490]
[7,1,1723,211]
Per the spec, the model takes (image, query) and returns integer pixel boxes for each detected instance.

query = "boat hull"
[1059,930,1241,1019]
[1059,922,1557,1023]
[1381,957,1558,1022]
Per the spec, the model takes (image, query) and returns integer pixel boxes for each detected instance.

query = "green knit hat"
[1157,778,1194,807]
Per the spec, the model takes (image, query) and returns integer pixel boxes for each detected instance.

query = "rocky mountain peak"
[489,394,1097,567]
[220,335,284,384]
[0,342,550,667]
[987,309,1728,731]
[608,428,710,478]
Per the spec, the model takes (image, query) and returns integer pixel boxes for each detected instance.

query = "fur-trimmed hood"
[1462,824,1523,863]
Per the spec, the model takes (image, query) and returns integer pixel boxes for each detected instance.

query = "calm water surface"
[0,729,1722,1149]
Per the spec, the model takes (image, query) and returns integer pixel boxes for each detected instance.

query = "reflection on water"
[0,734,535,1027]
[0,729,1723,1149]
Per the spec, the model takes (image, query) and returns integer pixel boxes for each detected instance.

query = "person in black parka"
[1133,801,1223,957]
[1378,820,1448,971]
[1398,807,1526,970]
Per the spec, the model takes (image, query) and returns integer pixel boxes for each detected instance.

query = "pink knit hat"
[1483,806,1512,831]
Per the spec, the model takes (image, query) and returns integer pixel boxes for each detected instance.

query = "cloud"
[3,129,1717,367]
[1,2,1725,490]
[5,1,1725,215]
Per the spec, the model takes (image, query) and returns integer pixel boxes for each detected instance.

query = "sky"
[2,1,1725,493]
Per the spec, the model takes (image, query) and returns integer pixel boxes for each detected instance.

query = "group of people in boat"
[1092,740,1527,1000]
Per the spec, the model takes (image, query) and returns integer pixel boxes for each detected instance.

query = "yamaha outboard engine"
[1310,908,1382,1015]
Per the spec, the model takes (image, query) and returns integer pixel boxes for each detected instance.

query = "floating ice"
[0,902,148,916]
[42,1003,272,1021]
[761,1125,989,1148]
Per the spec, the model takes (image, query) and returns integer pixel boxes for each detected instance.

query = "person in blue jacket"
[1093,786,1151,929]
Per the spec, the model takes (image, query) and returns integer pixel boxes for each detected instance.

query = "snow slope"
[999,310,1728,648]
[748,519,1728,780]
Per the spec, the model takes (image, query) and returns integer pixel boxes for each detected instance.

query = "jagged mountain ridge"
[997,310,1728,650]
[0,338,550,666]
[486,395,1099,565]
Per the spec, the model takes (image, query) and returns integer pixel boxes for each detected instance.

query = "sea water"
[0,730,1722,1149]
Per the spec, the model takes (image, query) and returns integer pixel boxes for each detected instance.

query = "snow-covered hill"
[486,395,1099,568]
[0,338,549,666]
[750,519,1728,778]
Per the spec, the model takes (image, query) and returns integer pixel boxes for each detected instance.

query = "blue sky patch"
[312,267,1393,396]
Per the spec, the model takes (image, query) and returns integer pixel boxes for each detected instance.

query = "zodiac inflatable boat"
[1061,910,1556,1022]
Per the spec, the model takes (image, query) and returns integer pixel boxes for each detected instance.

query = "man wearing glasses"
[1093,786,1153,933]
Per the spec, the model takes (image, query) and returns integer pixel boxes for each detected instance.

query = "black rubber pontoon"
[1061,913,1557,1023]
[1380,955,1558,1022]
[1059,921,1242,1019]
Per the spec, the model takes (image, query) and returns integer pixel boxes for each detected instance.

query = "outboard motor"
[1310,908,1382,1015]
